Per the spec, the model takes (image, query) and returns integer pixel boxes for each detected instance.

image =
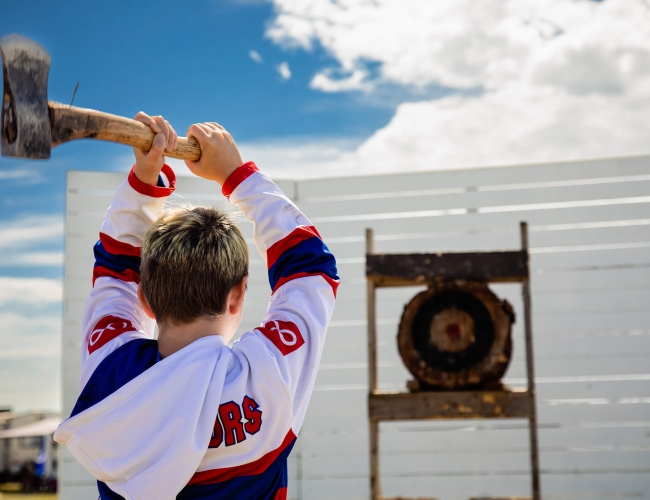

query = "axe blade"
[0,35,51,159]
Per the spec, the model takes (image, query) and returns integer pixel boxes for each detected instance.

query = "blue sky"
[1,0,648,412]
[0,0,395,233]
[0,0,400,413]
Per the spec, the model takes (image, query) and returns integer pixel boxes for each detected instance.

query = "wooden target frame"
[365,222,540,500]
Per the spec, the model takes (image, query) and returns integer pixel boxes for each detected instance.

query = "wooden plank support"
[470,497,532,500]
[369,389,533,421]
[380,497,440,500]
[364,224,539,499]
[520,222,542,500]
[366,250,529,286]
[366,228,381,500]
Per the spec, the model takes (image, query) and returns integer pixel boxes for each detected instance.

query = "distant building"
[0,410,60,491]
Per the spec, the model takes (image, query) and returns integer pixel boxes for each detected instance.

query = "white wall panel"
[62,156,650,499]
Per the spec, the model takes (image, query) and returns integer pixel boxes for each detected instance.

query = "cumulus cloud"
[0,215,64,267]
[249,50,263,63]
[0,214,64,410]
[4,252,65,266]
[0,169,41,181]
[0,215,63,250]
[265,0,650,171]
[167,137,360,179]
[0,310,61,412]
[0,312,61,358]
[311,68,371,93]
[0,277,63,306]
[276,61,292,80]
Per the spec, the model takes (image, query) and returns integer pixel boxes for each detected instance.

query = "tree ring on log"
[398,281,514,390]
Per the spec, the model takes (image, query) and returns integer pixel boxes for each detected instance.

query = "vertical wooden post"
[369,420,380,500]
[366,228,377,393]
[366,228,381,500]
[521,222,541,500]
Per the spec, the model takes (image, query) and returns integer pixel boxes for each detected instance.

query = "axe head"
[0,35,51,159]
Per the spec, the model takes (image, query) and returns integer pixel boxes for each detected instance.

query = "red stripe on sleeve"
[221,161,259,200]
[99,233,141,257]
[266,226,322,269]
[92,266,141,286]
[272,272,339,297]
[127,164,176,198]
[188,429,296,485]
[273,487,288,500]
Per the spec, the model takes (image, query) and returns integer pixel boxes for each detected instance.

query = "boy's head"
[140,206,249,329]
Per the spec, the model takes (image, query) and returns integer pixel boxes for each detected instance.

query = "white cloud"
[0,215,64,267]
[0,215,63,250]
[167,137,361,180]
[264,0,650,172]
[276,61,292,80]
[0,169,41,181]
[266,0,615,91]
[0,277,63,306]
[249,50,263,63]
[311,68,371,93]
[0,311,61,412]
[1,251,65,266]
[0,312,61,359]
[355,86,650,174]
[238,137,360,178]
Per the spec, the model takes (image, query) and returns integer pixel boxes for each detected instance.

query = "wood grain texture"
[49,102,201,160]
[366,251,529,285]
[396,281,514,389]
[369,389,534,421]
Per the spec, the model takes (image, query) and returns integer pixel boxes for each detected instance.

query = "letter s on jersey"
[88,315,137,354]
[255,320,305,356]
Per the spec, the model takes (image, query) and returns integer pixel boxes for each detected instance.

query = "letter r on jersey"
[255,320,305,356]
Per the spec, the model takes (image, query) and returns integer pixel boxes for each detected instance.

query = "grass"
[0,496,57,500]
[0,485,57,499]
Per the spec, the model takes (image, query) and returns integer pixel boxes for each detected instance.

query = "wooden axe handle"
[49,102,201,161]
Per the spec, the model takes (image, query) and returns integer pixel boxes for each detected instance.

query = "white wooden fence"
[61,156,650,499]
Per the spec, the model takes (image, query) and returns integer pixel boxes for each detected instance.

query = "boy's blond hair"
[141,206,249,325]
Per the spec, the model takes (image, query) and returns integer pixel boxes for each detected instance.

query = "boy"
[54,113,339,500]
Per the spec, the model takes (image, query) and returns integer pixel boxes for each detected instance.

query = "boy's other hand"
[133,112,178,185]
[184,122,243,186]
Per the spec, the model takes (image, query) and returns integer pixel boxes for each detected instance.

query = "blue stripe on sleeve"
[267,236,338,291]
[71,339,159,418]
[93,240,141,275]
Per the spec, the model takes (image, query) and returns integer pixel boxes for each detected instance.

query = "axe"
[1,34,200,161]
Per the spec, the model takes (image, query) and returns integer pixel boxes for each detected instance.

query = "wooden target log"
[398,280,515,390]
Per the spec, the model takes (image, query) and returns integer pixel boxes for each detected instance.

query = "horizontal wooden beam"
[381,497,440,500]
[369,389,533,421]
[470,498,532,500]
[366,250,528,285]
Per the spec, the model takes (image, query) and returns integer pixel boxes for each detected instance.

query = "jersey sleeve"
[79,164,176,389]
[226,162,339,429]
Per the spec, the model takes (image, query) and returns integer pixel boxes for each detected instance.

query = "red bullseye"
[445,323,461,340]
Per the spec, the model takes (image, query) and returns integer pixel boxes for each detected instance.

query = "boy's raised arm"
[226,164,338,427]
[79,113,178,387]
[186,123,338,429]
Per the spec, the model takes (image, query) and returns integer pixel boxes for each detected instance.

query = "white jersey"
[54,162,338,500]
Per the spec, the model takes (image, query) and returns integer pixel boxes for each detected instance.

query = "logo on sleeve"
[88,315,136,354]
[255,320,305,356]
